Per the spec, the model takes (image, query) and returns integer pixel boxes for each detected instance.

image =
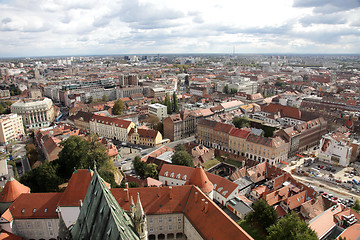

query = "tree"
[172,92,179,113]
[352,199,360,213]
[20,162,62,192]
[164,93,172,114]
[144,115,160,129]
[56,134,112,180]
[185,75,189,87]
[266,212,317,240]
[174,144,186,152]
[172,151,194,167]
[98,169,117,188]
[25,143,39,167]
[133,156,146,178]
[88,96,94,104]
[246,199,277,232]
[113,99,125,115]
[230,88,238,94]
[223,84,230,94]
[233,116,251,128]
[144,163,158,179]
[102,95,109,102]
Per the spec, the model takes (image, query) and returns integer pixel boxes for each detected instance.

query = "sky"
[0,0,360,57]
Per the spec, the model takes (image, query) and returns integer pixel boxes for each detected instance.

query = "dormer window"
[182,175,187,180]
[33,208,36,213]
[170,172,174,178]
[176,174,181,179]
[21,208,25,213]
[164,171,168,177]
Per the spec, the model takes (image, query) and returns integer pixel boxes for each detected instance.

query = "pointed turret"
[134,192,148,240]
[188,166,214,199]
[130,196,135,219]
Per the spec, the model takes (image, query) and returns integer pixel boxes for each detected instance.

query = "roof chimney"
[201,198,205,211]
[195,192,198,203]
[169,186,173,200]
[124,189,129,202]
[204,201,209,213]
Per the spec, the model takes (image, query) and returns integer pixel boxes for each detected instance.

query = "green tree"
[102,95,109,102]
[266,212,317,240]
[144,163,158,179]
[172,151,194,167]
[88,96,94,104]
[352,199,360,213]
[233,116,251,128]
[113,99,125,115]
[172,92,179,113]
[20,162,62,192]
[174,144,186,152]
[133,156,146,178]
[223,84,230,94]
[230,88,238,94]
[164,93,172,114]
[185,75,189,86]
[98,169,117,188]
[56,134,112,180]
[246,199,278,232]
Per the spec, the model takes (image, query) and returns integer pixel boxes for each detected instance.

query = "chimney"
[195,192,198,203]
[125,183,129,189]
[204,201,209,213]
[201,199,205,211]
[124,189,129,202]
[169,186,173,200]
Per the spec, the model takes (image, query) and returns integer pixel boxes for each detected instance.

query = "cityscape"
[0,1,360,240]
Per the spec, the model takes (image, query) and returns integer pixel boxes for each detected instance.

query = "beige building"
[128,127,163,147]
[89,114,135,141]
[0,114,24,144]
[11,98,56,129]
[245,134,289,165]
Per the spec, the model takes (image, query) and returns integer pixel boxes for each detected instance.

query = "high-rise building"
[0,114,25,144]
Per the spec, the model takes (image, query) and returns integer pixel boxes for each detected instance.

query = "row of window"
[149,225,182,232]
[148,216,182,224]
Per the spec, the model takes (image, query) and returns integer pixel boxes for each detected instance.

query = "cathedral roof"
[0,177,30,203]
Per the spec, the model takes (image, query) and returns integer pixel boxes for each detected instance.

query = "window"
[159,226,163,231]
[159,217,162,223]
[149,226,154,232]
[168,217,172,222]
[178,217,181,222]
[168,225,173,230]
[178,225,182,230]
[149,217,153,223]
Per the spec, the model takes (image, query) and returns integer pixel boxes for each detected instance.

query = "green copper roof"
[70,171,140,240]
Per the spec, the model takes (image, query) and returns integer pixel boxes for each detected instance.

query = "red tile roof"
[129,128,159,139]
[90,114,132,128]
[337,223,360,240]
[230,128,251,138]
[9,193,63,219]
[0,229,24,240]
[262,103,301,119]
[0,208,13,222]
[0,178,30,203]
[188,167,213,194]
[111,186,253,240]
[214,122,234,133]
[58,169,93,207]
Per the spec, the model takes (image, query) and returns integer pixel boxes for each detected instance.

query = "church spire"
[130,195,135,219]
[134,192,147,240]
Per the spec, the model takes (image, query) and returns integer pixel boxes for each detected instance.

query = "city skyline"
[1,0,360,57]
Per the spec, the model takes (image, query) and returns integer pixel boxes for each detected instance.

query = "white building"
[89,114,135,142]
[319,132,353,167]
[148,103,168,120]
[0,114,24,144]
[11,98,56,129]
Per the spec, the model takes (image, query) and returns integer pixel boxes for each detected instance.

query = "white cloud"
[0,0,359,57]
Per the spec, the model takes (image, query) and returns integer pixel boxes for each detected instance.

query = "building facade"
[163,111,196,141]
[89,114,135,142]
[148,103,168,120]
[319,132,353,167]
[0,114,24,144]
[11,98,56,129]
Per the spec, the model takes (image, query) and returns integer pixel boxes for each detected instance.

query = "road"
[281,157,360,201]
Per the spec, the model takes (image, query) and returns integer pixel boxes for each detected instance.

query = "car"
[320,165,324,169]
[331,168,336,173]
[345,173,349,177]
[349,174,354,178]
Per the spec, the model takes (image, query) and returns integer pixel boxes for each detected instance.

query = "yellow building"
[0,114,24,144]
[89,114,135,142]
[128,127,163,147]
[245,134,289,165]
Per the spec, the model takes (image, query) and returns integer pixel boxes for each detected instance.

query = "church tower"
[134,192,148,240]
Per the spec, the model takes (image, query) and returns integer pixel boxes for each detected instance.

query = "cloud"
[293,0,360,13]
[299,12,348,26]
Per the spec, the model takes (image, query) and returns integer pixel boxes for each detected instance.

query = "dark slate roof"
[70,171,139,240]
